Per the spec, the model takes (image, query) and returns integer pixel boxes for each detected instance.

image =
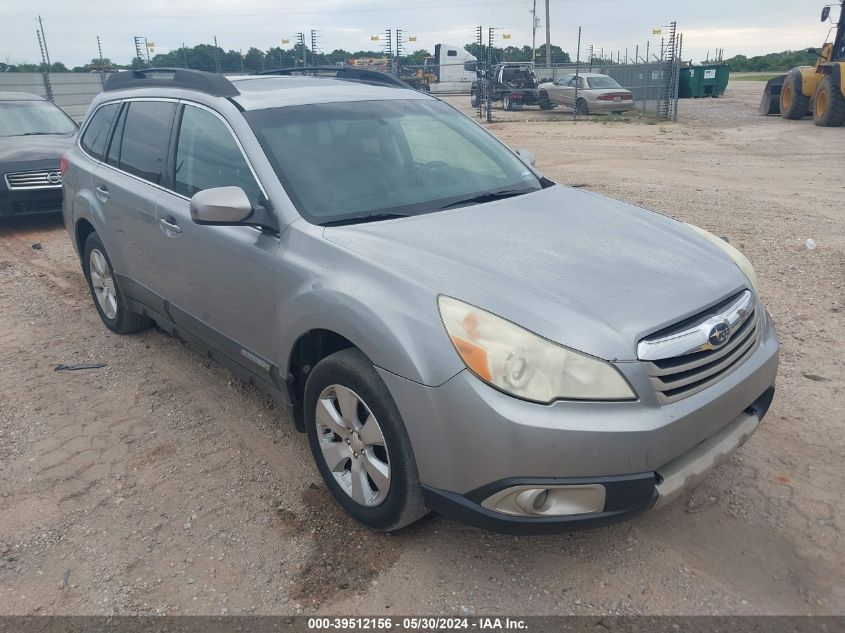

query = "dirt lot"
[1,81,843,617]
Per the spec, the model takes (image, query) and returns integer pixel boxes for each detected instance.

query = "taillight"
[60,154,68,177]
[597,92,633,101]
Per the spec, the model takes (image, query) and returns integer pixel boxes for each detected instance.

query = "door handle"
[95,185,110,202]
[158,217,181,237]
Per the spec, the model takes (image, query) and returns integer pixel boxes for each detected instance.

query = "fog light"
[481,484,606,517]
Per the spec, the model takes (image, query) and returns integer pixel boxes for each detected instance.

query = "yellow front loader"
[760,1,845,126]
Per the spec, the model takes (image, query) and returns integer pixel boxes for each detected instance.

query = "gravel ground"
[0,81,843,616]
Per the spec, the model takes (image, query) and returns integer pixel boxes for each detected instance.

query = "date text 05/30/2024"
[306,617,528,630]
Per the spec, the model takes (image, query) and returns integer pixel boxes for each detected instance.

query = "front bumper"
[377,312,778,533]
[420,388,772,534]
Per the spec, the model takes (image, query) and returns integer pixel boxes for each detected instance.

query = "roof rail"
[104,68,240,97]
[257,66,410,89]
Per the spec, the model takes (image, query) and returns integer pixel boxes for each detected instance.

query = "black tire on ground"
[539,97,555,110]
[502,94,513,111]
[304,348,428,532]
[575,98,590,115]
[780,70,810,120]
[813,75,845,127]
[82,232,150,335]
[470,90,480,108]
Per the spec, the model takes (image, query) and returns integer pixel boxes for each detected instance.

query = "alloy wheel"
[89,248,118,320]
[315,384,391,507]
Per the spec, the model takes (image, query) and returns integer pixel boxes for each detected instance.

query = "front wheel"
[780,70,810,120]
[304,348,428,531]
[470,90,480,108]
[82,232,150,334]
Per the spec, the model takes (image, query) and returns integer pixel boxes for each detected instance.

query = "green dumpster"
[679,64,730,98]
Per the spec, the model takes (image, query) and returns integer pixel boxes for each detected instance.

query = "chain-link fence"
[0,72,107,120]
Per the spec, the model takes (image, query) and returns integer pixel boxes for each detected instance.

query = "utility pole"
[531,0,538,63]
[36,18,53,101]
[544,0,551,67]
[182,42,188,68]
[134,36,145,63]
[96,36,106,86]
[37,16,52,69]
[297,33,307,67]
[310,30,320,66]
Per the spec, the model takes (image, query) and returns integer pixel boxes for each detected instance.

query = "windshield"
[587,76,622,89]
[245,99,541,225]
[0,101,77,138]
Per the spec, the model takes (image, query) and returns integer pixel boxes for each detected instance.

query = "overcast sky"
[1,0,836,67]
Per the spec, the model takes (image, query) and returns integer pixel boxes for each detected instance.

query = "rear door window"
[108,101,176,185]
[80,103,119,161]
[173,105,262,205]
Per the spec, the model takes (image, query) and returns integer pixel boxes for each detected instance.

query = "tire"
[575,98,590,115]
[82,232,150,334]
[304,348,428,532]
[470,90,480,108]
[780,70,810,120]
[539,97,555,111]
[813,75,845,127]
[502,94,513,111]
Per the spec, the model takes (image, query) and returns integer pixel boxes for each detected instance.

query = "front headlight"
[438,296,636,403]
[686,223,758,292]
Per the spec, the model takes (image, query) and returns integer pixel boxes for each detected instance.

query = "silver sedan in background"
[540,72,635,114]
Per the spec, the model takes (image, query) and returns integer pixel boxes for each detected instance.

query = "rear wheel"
[470,90,480,108]
[304,348,428,531]
[780,71,810,120]
[82,232,150,334]
[539,94,555,110]
[502,93,513,111]
[813,75,845,127]
[575,98,590,115]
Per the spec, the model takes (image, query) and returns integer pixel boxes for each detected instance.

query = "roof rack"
[104,68,240,97]
[257,66,410,89]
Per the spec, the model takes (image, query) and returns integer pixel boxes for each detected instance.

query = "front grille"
[640,293,762,404]
[4,170,62,190]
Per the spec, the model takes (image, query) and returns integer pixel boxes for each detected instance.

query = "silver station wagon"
[62,68,778,533]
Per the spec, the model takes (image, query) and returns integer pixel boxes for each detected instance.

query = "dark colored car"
[0,93,77,218]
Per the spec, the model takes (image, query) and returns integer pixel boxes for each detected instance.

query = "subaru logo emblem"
[708,322,731,348]
[46,171,62,184]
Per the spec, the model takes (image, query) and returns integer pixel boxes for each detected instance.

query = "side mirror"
[821,6,830,22]
[516,148,536,167]
[190,186,252,225]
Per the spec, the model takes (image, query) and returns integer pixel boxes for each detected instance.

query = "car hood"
[0,134,75,163]
[324,185,751,361]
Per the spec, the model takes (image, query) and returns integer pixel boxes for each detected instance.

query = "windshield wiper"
[322,212,415,227]
[437,189,533,211]
[20,132,62,136]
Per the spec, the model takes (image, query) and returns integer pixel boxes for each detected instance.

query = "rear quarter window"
[80,103,119,161]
